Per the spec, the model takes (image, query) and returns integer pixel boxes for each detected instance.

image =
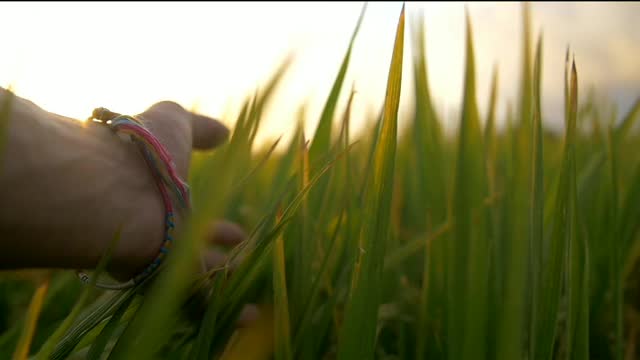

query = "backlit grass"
[1,3,640,360]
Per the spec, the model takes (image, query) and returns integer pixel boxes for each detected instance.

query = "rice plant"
[1,3,640,360]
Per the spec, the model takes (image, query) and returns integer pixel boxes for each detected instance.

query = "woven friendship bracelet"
[76,107,191,290]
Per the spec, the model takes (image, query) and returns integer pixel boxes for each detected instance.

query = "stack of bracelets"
[76,107,191,290]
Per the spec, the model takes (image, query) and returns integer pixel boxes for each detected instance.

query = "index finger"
[191,113,230,150]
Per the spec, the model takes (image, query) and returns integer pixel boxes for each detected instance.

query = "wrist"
[95,111,191,284]
[0,89,191,285]
[96,123,169,282]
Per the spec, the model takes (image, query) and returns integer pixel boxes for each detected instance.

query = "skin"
[0,87,258,325]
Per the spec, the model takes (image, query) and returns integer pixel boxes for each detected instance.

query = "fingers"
[139,101,230,150]
[191,113,229,150]
[136,101,229,179]
[236,304,260,328]
[198,220,257,330]
[203,249,227,271]
[207,220,247,247]
[202,220,247,271]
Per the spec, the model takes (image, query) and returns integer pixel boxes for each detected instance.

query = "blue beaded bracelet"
[76,108,190,290]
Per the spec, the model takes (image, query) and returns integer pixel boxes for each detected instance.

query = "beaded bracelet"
[76,107,191,290]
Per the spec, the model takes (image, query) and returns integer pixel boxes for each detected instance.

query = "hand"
[0,91,259,326]
[127,102,259,326]
[0,90,246,287]
[111,101,245,281]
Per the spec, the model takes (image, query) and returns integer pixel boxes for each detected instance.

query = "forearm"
[0,88,164,278]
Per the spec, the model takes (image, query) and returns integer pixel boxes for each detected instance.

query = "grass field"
[1,3,640,359]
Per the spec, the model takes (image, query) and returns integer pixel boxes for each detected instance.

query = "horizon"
[0,2,638,149]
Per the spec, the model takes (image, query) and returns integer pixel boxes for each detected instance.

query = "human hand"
[0,88,248,283]
[108,101,246,282]
[108,101,260,325]
[0,90,258,322]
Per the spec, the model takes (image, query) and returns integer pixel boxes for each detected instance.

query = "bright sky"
[0,2,638,148]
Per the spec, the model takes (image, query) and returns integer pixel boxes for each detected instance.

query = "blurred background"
[0,1,638,148]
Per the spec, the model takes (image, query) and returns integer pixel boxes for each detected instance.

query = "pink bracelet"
[76,107,191,290]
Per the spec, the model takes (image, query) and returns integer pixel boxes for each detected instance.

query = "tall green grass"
[1,3,639,359]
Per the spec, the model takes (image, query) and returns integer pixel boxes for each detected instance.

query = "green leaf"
[35,227,123,360]
[13,275,50,360]
[86,294,138,360]
[50,289,139,360]
[273,213,293,360]
[0,86,15,171]
[308,3,366,164]
[528,32,545,359]
[447,11,488,360]
[337,4,404,359]
[566,59,589,360]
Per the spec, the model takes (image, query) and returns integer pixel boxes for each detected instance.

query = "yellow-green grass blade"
[204,142,357,355]
[35,227,122,360]
[49,287,138,360]
[383,220,451,270]
[72,298,141,355]
[532,52,576,360]
[292,209,344,357]
[0,86,15,171]
[301,7,366,330]
[416,220,452,359]
[484,63,500,360]
[191,274,225,360]
[85,293,138,360]
[12,274,51,360]
[308,3,366,165]
[410,9,446,229]
[305,13,366,292]
[229,136,282,199]
[273,212,293,360]
[497,4,534,359]
[620,161,640,261]
[291,91,356,359]
[248,53,295,147]
[444,9,489,360]
[409,16,448,356]
[519,2,533,129]
[337,5,404,359]
[566,60,589,359]
[607,99,623,360]
[288,130,310,329]
[266,119,306,214]
[484,65,499,151]
[528,33,544,359]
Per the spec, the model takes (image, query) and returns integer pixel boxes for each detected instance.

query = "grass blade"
[337,4,404,359]
[35,227,123,360]
[383,221,451,270]
[497,4,533,359]
[447,10,489,360]
[566,59,589,359]
[528,32,544,358]
[532,50,577,360]
[12,274,51,360]
[272,210,293,360]
[49,287,139,360]
[85,294,137,360]
[308,3,366,164]
[607,86,624,360]
[190,274,225,360]
[0,86,15,171]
